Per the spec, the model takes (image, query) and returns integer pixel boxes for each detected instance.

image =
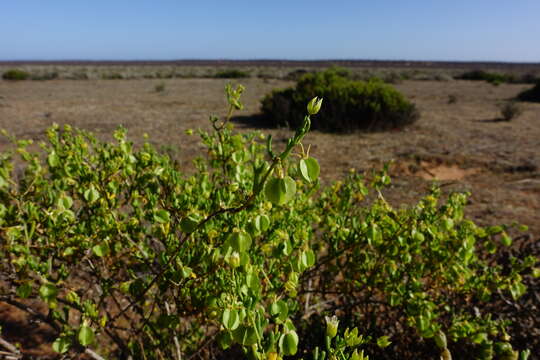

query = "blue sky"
[1,0,539,62]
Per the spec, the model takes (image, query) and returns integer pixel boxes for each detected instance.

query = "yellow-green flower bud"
[441,348,452,360]
[350,349,368,360]
[307,97,323,115]
[325,315,339,339]
[227,251,241,268]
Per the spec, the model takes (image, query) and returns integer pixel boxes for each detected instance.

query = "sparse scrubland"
[0,62,539,360]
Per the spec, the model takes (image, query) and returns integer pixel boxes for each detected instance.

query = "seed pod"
[265,176,296,205]
[279,330,299,356]
[298,157,320,183]
[434,330,447,349]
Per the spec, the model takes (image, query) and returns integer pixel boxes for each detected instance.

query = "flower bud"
[227,251,241,268]
[325,315,339,339]
[441,348,452,360]
[350,349,367,360]
[307,97,323,115]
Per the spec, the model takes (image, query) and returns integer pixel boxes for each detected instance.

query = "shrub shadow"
[230,114,277,129]
[473,118,507,123]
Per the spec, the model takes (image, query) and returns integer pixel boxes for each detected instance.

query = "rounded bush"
[213,69,250,78]
[517,82,540,102]
[2,69,30,81]
[261,68,419,132]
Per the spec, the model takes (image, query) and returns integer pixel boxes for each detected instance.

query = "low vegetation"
[2,69,30,81]
[456,70,539,85]
[499,101,523,121]
[517,82,540,102]
[213,69,251,79]
[0,86,536,360]
[261,67,419,132]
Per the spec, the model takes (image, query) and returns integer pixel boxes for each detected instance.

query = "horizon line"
[1,59,540,69]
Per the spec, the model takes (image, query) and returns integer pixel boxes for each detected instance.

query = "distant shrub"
[517,82,540,102]
[284,69,310,81]
[102,72,124,80]
[261,67,419,132]
[213,69,250,78]
[448,94,458,104]
[154,82,166,93]
[456,70,514,85]
[381,71,403,84]
[2,69,30,81]
[31,72,59,81]
[499,101,523,121]
[434,73,453,82]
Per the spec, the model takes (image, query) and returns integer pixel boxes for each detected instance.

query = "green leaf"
[92,243,110,257]
[16,282,32,298]
[57,195,73,209]
[47,151,59,167]
[279,331,298,356]
[299,157,320,183]
[52,336,71,354]
[232,325,258,346]
[83,186,100,203]
[264,176,296,205]
[153,209,170,224]
[254,214,270,232]
[270,300,288,322]
[222,309,240,330]
[39,283,58,300]
[78,325,95,346]
[180,215,199,233]
[228,231,252,253]
[501,232,512,247]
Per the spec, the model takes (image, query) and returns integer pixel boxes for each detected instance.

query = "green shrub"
[0,87,534,359]
[261,68,419,132]
[213,69,250,78]
[2,69,30,81]
[456,70,516,85]
[101,72,124,80]
[517,82,540,102]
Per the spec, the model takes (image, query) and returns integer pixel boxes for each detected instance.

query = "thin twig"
[84,348,106,360]
[0,336,21,357]
[165,302,182,360]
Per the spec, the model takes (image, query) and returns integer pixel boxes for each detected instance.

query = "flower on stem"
[307,97,323,115]
[325,315,339,339]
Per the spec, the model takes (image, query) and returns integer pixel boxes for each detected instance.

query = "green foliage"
[0,86,535,360]
[2,69,30,81]
[101,72,124,80]
[214,69,250,79]
[457,70,513,85]
[517,82,540,102]
[261,67,419,132]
